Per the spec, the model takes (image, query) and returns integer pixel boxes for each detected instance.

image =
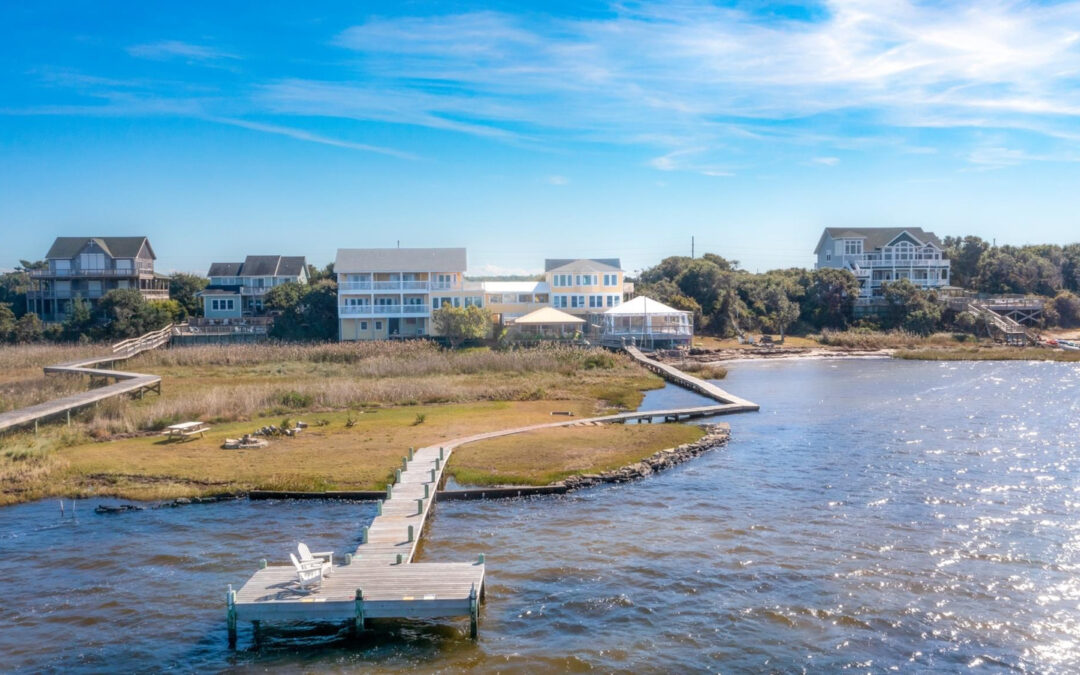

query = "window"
[589,295,603,308]
[603,273,618,286]
[553,274,572,287]
[465,296,483,308]
[79,252,106,270]
[825,252,832,262]
[360,321,368,330]
[517,294,532,303]
[606,295,620,307]
[54,259,71,272]
[376,297,394,306]
[553,295,568,308]
[115,259,133,271]
[375,321,382,330]
[570,295,586,308]
[844,240,862,255]
[487,295,502,304]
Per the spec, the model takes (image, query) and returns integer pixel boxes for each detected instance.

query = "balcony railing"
[31,266,154,278]
[27,288,170,300]
[840,254,947,267]
[340,280,440,292]
[339,304,430,316]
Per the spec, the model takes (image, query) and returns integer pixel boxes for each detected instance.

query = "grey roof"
[544,258,622,272]
[335,248,467,273]
[814,227,944,254]
[206,256,306,278]
[45,237,154,260]
[197,286,242,296]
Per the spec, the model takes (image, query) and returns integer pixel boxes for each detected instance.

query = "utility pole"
[691,236,695,258]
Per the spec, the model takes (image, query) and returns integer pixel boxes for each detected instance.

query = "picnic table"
[163,421,211,441]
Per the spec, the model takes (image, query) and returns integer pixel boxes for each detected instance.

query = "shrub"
[279,390,313,409]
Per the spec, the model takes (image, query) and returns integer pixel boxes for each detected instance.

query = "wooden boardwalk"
[0,325,172,433]
[229,346,758,645]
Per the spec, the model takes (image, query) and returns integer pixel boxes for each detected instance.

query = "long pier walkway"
[0,325,173,434]
[229,345,757,644]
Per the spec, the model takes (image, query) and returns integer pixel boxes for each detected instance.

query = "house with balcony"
[336,248,467,341]
[814,227,951,301]
[26,236,169,322]
[198,255,308,320]
[480,280,551,324]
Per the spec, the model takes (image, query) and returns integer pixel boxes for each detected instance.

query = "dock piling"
[469,583,479,639]
[226,586,237,648]
[416,499,424,515]
[354,588,365,633]
[362,526,369,544]
[259,558,267,569]
[408,525,414,542]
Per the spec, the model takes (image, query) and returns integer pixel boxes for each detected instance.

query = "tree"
[97,289,172,339]
[763,284,799,340]
[882,279,943,335]
[1051,291,1080,328]
[942,236,988,288]
[432,305,491,348]
[62,296,95,341]
[13,312,44,343]
[0,303,15,342]
[269,280,339,340]
[802,268,859,330]
[264,281,306,313]
[168,273,208,318]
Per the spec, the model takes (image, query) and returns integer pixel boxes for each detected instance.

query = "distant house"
[26,236,169,322]
[600,295,693,349]
[814,227,951,300]
[198,255,308,320]
[544,258,626,316]
[480,280,550,324]
[336,248,467,341]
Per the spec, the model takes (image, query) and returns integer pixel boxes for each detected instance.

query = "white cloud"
[127,40,239,63]
[205,117,417,159]
[811,156,840,166]
[545,175,569,185]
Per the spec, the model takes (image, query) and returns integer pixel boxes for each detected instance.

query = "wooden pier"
[230,443,485,645]
[0,325,172,434]
[228,346,758,645]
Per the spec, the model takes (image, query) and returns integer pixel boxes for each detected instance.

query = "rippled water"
[4,358,1080,672]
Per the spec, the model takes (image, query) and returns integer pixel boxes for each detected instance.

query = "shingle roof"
[45,237,154,260]
[544,258,622,272]
[814,227,943,254]
[206,256,307,278]
[335,248,467,273]
[512,307,585,325]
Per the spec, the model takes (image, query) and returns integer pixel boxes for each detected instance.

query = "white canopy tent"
[601,296,693,349]
[508,306,586,338]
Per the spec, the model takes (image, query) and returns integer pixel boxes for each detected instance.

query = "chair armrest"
[296,559,324,571]
[310,551,334,563]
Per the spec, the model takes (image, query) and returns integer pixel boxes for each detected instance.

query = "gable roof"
[814,227,943,254]
[45,237,154,260]
[604,295,688,316]
[207,256,307,278]
[512,307,585,325]
[335,248,467,273]
[544,258,622,273]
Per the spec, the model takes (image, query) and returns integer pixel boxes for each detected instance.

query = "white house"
[336,247,468,341]
[814,227,951,300]
[199,255,308,319]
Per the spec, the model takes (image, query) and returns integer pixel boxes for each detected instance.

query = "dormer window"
[844,240,862,255]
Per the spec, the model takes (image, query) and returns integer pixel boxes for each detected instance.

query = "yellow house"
[477,280,550,324]
[544,258,625,322]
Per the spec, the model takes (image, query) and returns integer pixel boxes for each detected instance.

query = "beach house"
[25,236,169,322]
[336,247,468,341]
[814,227,951,300]
[199,255,308,320]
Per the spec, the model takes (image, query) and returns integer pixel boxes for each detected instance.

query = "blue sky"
[2,0,1079,276]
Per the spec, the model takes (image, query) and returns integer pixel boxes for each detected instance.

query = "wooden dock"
[230,443,485,645]
[0,325,172,434]
[228,346,758,645]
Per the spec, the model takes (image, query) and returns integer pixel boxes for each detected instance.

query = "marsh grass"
[679,362,728,379]
[447,423,706,486]
[818,330,970,350]
[894,347,1080,362]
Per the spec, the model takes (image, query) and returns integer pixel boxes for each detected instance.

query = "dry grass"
[0,373,94,413]
[0,343,104,385]
[447,423,706,486]
[817,330,973,350]
[693,335,822,350]
[678,362,728,379]
[2,399,613,503]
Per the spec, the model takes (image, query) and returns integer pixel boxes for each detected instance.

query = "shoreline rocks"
[560,423,730,491]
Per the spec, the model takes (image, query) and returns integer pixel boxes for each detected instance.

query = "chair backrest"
[297,542,313,562]
[289,552,304,571]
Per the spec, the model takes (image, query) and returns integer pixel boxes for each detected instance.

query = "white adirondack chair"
[289,552,324,589]
[297,542,333,576]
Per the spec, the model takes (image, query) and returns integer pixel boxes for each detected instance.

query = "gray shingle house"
[814,227,951,300]
[198,255,308,319]
[26,236,170,322]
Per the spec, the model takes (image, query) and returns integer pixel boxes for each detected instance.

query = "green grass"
[894,347,1080,361]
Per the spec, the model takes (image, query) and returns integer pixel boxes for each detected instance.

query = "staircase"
[966,303,1035,346]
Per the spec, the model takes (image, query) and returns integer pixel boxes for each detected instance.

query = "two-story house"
[544,259,625,333]
[199,255,308,320]
[814,227,951,300]
[26,236,169,322]
[336,248,467,341]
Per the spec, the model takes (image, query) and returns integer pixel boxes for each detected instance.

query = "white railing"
[338,304,429,316]
[111,324,174,354]
[340,280,435,292]
[839,254,946,267]
[32,266,154,278]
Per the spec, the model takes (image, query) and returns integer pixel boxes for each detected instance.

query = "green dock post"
[434,457,440,471]
[259,558,267,569]
[396,553,403,565]
[477,553,485,565]
[354,588,365,633]
[402,457,408,471]
[416,498,423,515]
[408,525,414,542]
[439,447,445,460]
[408,447,414,461]
[226,585,237,648]
[430,469,436,482]
[362,526,368,544]
[377,500,383,516]
[344,553,352,565]
[386,484,393,499]
[424,484,429,499]
[469,583,479,639]
[395,468,401,483]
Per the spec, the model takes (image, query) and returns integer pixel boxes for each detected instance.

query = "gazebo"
[508,306,586,340]
[601,296,693,349]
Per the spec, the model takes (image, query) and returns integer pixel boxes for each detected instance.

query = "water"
[4,358,1080,672]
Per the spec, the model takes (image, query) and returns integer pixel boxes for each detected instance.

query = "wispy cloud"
[810,157,840,166]
[127,40,239,63]
[545,175,569,185]
[205,117,418,159]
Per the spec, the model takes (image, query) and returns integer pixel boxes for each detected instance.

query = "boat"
[1057,340,1080,351]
